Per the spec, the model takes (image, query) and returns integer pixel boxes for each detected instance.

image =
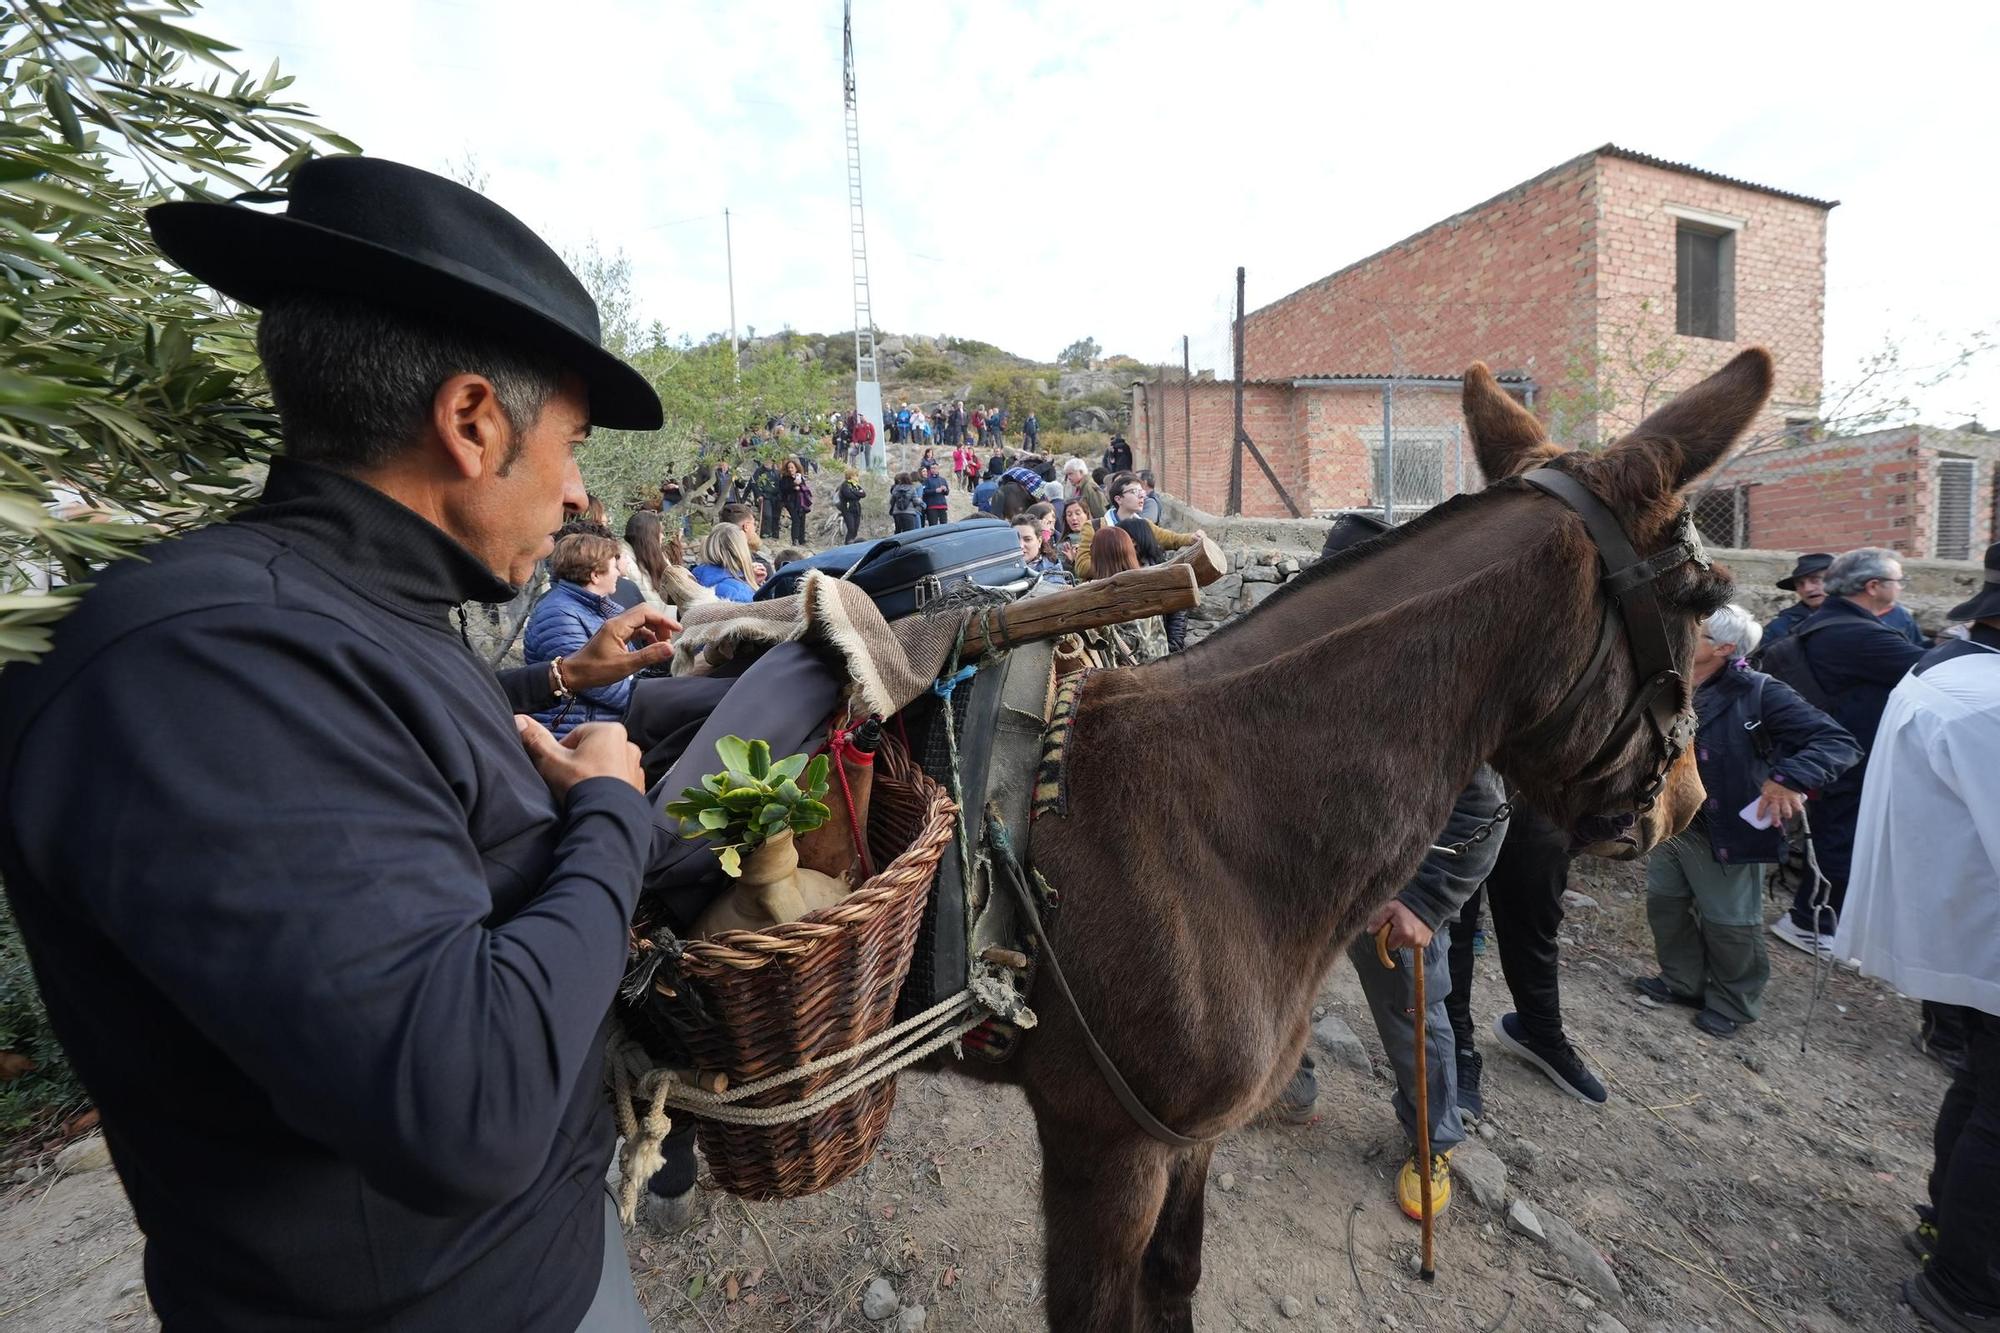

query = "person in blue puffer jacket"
[1638,602,1860,1038]
[523,532,635,738]
[688,521,760,602]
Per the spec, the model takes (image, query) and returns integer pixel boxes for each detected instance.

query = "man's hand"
[1755,779,1807,826]
[1365,899,1434,953]
[562,604,679,690]
[516,717,645,797]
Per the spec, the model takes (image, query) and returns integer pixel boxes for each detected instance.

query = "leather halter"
[1512,467,1708,812]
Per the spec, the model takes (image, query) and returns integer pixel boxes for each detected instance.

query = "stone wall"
[1156,493,1985,647]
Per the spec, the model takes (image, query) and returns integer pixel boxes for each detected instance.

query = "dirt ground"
[0,856,1951,1332]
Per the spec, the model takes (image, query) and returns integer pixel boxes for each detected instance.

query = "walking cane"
[1376,922,1437,1281]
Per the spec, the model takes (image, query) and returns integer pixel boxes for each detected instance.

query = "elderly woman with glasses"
[1637,603,1861,1036]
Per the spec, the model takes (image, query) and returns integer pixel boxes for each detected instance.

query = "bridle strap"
[1518,468,1701,797]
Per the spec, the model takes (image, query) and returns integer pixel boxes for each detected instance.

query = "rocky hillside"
[744,330,1149,435]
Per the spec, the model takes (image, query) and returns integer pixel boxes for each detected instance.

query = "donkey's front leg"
[1139,1143,1214,1332]
[1036,1118,1172,1332]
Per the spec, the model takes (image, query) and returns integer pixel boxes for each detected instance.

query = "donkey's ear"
[1623,348,1775,489]
[1463,363,1562,481]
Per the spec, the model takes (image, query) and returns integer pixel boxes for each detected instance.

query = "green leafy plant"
[663,736,831,877]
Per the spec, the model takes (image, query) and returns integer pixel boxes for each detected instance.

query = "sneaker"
[1693,1009,1740,1039]
[1272,1061,1319,1125]
[1906,1219,1941,1265]
[1396,1151,1452,1221]
[1770,916,1835,957]
[1471,929,1488,957]
[1635,975,1703,1008]
[1492,1013,1608,1105]
[1456,1049,1485,1120]
[1904,1269,2000,1330]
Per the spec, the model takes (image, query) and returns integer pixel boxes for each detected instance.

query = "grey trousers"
[1345,924,1465,1155]
[1645,829,1770,1024]
[574,1192,650,1332]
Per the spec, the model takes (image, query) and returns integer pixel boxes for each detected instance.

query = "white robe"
[1834,639,2000,1015]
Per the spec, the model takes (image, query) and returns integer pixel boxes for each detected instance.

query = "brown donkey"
[996,348,1774,1330]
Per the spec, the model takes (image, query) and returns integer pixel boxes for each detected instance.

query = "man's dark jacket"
[1762,598,1924,656]
[1796,596,1929,759]
[1788,595,1928,878]
[1690,663,1859,864]
[0,460,652,1331]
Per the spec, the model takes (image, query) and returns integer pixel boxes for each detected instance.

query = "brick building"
[1134,145,1838,519]
[1692,424,1999,560]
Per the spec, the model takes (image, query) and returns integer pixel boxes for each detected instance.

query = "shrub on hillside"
[968,367,1059,430]
[897,354,958,386]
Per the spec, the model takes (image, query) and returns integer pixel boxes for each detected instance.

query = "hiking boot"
[1907,1219,1942,1265]
[1634,975,1703,1008]
[1693,1009,1740,1039]
[1770,915,1834,957]
[1397,1151,1452,1221]
[1272,1061,1319,1125]
[1904,1269,2000,1330]
[1456,1049,1485,1121]
[1492,1013,1608,1105]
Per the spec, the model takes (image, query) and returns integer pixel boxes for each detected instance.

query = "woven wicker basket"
[652,739,955,1199]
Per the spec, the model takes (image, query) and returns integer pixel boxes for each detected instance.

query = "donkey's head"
[1463,349,1772,857]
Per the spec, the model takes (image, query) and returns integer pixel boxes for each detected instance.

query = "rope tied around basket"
[609,1046,675,1227]
[605,991,983,1223]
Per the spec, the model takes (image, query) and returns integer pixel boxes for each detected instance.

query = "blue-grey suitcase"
[753,517,1027,619]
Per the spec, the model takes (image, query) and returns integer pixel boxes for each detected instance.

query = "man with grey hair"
[1766,546,1927,953]
[0,157,844,1332]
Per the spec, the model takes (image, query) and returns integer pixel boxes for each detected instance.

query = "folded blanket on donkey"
[669,570,971,718]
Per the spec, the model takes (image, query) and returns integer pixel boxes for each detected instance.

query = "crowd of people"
[826,400,1044,468]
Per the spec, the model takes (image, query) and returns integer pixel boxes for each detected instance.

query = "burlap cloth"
[669,571,974,717]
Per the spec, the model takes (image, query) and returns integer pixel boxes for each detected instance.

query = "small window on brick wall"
[1676,222,1736,341]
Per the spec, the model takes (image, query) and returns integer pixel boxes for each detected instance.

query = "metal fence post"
[1229,266,1246,516]
[1380,381,1395,525]
[1181,334,1193,507]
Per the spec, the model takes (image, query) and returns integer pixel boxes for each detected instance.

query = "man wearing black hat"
[0,158,837,1332]
[1835,542,2000,1331]
[1761,551,1926,658]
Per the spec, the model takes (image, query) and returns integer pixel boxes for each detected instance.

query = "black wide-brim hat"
[1776,552,1834,592]
[1948,542,2000,621]
[146,156,662,431]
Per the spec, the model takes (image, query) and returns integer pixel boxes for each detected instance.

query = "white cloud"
[199,0,1998,420]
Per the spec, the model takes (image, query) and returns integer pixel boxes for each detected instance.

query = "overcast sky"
[200,0,1998,423]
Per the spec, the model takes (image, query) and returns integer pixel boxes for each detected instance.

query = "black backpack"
[1757,620,1835,713]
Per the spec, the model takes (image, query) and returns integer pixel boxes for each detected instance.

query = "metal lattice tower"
[843,1,883,464]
